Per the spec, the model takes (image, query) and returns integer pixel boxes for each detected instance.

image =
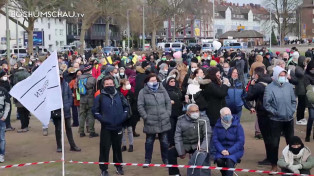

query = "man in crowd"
[78,65,98,138]
[93,76,129,176]
[0,84,11,163]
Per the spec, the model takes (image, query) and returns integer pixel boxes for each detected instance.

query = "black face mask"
[289,145,304,155]
[104,86,115,94]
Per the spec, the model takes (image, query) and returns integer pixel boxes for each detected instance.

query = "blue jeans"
[0,120,6,155]
[145,132,168,163]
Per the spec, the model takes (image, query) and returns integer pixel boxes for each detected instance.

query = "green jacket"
[278,145,314,170]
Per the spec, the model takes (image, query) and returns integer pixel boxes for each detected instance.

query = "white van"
[164,42,186,52]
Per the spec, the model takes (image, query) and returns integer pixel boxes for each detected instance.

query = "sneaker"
[143,160,150,168]
[5,127,15,131]
[0,155,4,163]
[80,133,86,137]
[101,170,110,176]
[121,146,127,152]
[56,148,62,153]
[43,128,48,136]
[17,128,28,133]
[296,119,307,126]
[116,166,124,175]
[70,146,81,152]
[89,132,99,138]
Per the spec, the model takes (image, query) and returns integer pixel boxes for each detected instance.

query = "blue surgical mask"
[278,76,286,84]
[222,114,233,123]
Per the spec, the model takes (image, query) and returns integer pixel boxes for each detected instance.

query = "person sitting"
[168,104,211,176]
[212,107,245,176]
[278,136,314,175]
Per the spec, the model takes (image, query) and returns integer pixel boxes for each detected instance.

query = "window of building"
[56,41,59,46]
[49,34,51,40]
[312,29,314,33]
[48,23,50,29]
[60,29,63,36]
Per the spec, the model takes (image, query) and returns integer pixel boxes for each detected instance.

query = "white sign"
[10,51,63,126]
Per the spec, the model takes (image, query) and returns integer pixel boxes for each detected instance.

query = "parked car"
[222,42,248,50]
[164,42,186,52]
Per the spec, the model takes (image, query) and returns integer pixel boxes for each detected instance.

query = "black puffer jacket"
[203,82,229,126]
[246,75,272,113]
[294,56,306,96]
[165,78,183,118]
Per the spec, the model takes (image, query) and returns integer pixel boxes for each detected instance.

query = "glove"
[288,164,302,174]
[290,164,302,170]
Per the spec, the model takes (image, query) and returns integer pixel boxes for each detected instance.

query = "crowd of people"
[0,45,313,176]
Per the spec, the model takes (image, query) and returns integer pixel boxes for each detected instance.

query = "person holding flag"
[50,70,81,153]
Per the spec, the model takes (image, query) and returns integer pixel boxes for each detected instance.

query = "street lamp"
[279,17,283,47]
[127,9,130,53]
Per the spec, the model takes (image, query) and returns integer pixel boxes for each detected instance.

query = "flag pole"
[61,107,65,176]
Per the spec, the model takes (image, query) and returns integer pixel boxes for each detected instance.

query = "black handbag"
[193,91,208,111]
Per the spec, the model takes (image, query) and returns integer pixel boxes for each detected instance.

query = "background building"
[299,0,314,40]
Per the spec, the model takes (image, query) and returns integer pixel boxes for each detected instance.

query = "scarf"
[221,119,232,130]
[120,88,129,97]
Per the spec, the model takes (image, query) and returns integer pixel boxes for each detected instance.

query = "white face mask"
[191,68,197,73]
[2,76,7,81]
[114,73,119,77]
[120,72,125,76]
[126,84,131,90]
[190,112,200,120]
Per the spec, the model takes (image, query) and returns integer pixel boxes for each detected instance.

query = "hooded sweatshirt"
[263,66,297,121]
[249,55,265,76]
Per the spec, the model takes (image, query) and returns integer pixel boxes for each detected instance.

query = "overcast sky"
[225,0,261,5]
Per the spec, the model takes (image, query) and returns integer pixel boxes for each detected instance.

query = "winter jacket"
[51,79,73,119]
[304,73,314,108]
[12,68,30,108]
[225,78,251,114]
[294,56,306,96]
[278,146,314,170]
[165,80,183,118]
[137,83,172,134]
[175,114,211,156]
[77,73,96,105]
[246,75,272,113]
[92,89,129,131]
[135,66,148,98]
[203,82,229,126]
[264,66,297,122]
[212,115,245,163]
[263,57,271,70]
[249,55,265,76]
[0,86,11,120]
[119,88,137,127]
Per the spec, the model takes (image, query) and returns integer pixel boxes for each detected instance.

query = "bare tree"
[0,0,61,54]
[264,0,301,44]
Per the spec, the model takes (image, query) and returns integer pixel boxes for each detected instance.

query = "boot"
[128,145,133,152]
[121,146,127,152]
[132,126,140,137]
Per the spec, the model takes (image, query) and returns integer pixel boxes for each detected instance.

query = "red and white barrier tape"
[68,161,314,176]
[0,160,62,169]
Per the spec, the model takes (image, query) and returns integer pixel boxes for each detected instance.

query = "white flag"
[10,51,63,126]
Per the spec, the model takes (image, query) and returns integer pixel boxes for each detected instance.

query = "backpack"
[306,85,314,104]
[78,78,88,95]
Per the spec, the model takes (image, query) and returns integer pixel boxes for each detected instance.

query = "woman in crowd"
[119,79,136,152]
[137,73,172,166]
[213,107,245,176]
[304,60,314,142]
[165,77,183,148]
[278,136,314,175]
[225,68,254,118]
